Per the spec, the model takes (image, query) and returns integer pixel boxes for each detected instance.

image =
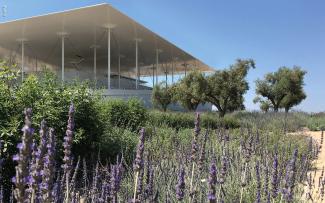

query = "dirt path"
[301,130,325,203]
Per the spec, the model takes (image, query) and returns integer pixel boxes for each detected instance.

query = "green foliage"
[98,97,147,132]
[173,71,206,111]
[255,66,307,112]
[151,82,173,111]
[0,66,103,159]
[98,127,138,162]
[147,110,240,129]
[205,59,255,117]
[253,97,272,113]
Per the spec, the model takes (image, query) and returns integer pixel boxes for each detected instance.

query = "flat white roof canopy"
[0,4,214,86]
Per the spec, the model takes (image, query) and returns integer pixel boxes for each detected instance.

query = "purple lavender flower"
[264,165,269,197]
[61,103,75,202]
[271,154,278,198]
[145,165,154,200]
[62,104,75,174]
[191,113,200,162]
[134,128,145,172]
[110,163,123,203]
[70,156,80,194]
[219,154,227,184]
[207,160,217,203]
[283,149,298,202]
[40,128,56,202]
[176,167,185,201]
[255,161,261,203]
[133,128,145,202]
[13,108,34,203]
[198,130,208,172]
[136,168,144,202]
[30,120,49,201]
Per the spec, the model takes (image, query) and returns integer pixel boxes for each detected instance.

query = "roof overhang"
[0,4,215,77]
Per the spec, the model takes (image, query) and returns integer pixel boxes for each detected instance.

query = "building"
[0,3,214,110]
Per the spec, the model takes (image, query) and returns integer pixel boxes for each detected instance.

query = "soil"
[300,130,324,203]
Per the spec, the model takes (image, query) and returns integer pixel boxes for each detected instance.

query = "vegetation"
[1,104,319,202]
[255,66,307,112]
[0,59,321,203]
[151,82,173,111]
[204,59,255,117]
[155,59,255,117]
[172,71,206,111]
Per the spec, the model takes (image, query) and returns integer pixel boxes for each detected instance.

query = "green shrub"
[98,126,138,163]
[98,97,147,132]
[147,110,240,129]
[0,68,103,159]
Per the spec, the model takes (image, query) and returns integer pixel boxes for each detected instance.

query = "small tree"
[255,66,306,112]
[173,71,206,111]
[205,59,255,117]
[253,97,272,113]
[151,82,173,112]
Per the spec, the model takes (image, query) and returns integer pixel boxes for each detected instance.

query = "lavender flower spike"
[110,163,123,203]
[62,103,75,174]
[176,167,185,201]
[133,128,145,202]
[191,113,201,162]
[62,103,75,202]
[134,128,145,172]
[14,108,35,203]
[41,128,56,202]
[207,160,217,203]
[271,154,278,198]
[255,161,261,203]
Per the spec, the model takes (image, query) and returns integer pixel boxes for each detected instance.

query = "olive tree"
[205,59,255,117]
[173,71,206,111]
[255,66,306,112]
[151,82,173,112]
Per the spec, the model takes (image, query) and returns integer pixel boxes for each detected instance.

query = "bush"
[0,67,104,157]
[147,110,240,129]
[98,98,147,132]
[151,82,173,111]
[98,126,138,163]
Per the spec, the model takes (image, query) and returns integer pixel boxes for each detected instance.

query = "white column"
[118,54,124,89]
[57,32,68,82]
[155,49,162,85]
[103,24,115,90]
[152,64,155,87]
[135,39,138,89]
[135,38,142,90]
[108,28,111,89]
[61,36,64,81]
[90,45,100,87]
[165,64,168,86]
[21,40,25,81]
[17,38,28,82]
[172,61,174,84]
[94,46,97,82]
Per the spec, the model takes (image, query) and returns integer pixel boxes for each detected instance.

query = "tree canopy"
[151,82,173,112]
[255,66,306,112]
[172,71,206,111]
[205,59,255,117]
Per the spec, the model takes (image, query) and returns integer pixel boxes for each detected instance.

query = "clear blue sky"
[1,0,324,112]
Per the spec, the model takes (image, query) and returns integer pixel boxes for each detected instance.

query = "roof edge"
[0,3,110,25]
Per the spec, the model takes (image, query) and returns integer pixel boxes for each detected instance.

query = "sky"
[0,0,324,112]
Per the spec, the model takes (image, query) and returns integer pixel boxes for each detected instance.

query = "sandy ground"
[300,130,325,203]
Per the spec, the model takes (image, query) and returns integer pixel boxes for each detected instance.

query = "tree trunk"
[273,106,279,112]
[285,107,289,113]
